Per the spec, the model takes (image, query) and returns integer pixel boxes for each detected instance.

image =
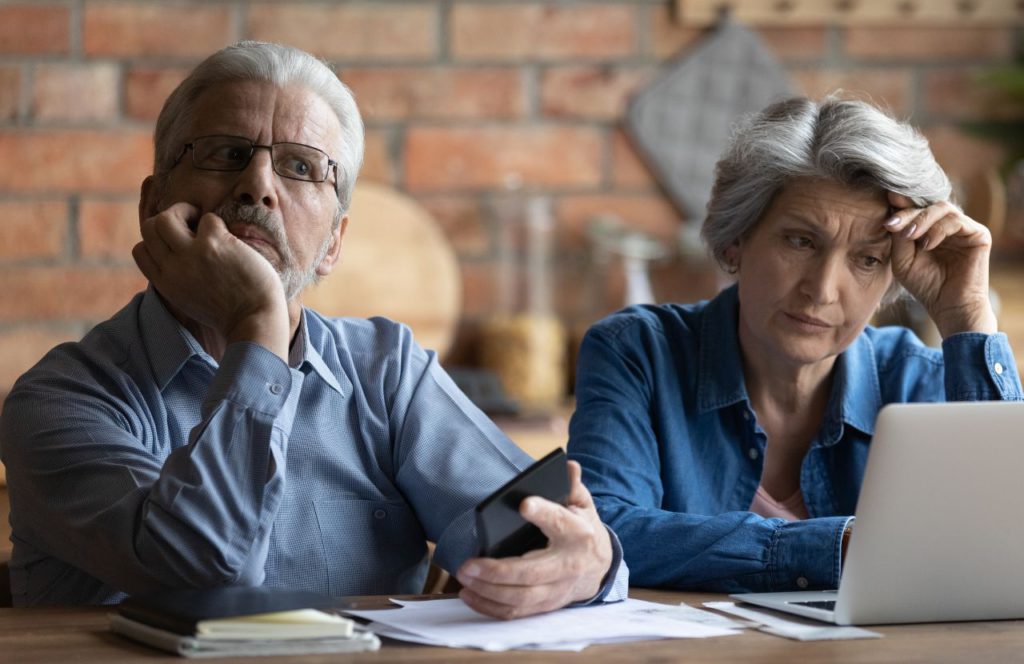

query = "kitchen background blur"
[1,0,1024,438]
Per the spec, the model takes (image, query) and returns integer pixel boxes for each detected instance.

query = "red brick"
[417,195,490,258]
[922,124,1007,186]
[32,64,119,123]
[79,198,140,261]
[0,5,70,55]
[343,67,524,121]
[0,266,145,320]
[360,129,394,185]
[0,130,152,194]
[0,200,67,260]
[451,4,636,61]
[0,66,19,121]
[125,67,189,121]
[648,5,708,59]
[556,194,683,249]
[248,4,437,60]
[923,67,1024,122]
[757,27,829,61]
[792,67,913,116]
[0,326,80,393]
[404,127,603,191]
[541,66,653,120]
[611,130,658,190]
[650,6,824,61]
[648,260,720,308]
[84,2,231,57]
[844,27,1013,61]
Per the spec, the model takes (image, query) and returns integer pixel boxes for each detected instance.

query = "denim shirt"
[1,287,628,606]
[568,285,1022,593]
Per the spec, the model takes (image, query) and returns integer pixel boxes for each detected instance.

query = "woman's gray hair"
[153,41,364,214]
[701,95,952,269]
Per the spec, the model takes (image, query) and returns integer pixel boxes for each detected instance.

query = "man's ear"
[316,214,348,277]
[139,176,161,222]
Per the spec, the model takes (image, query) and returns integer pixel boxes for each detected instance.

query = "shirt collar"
[695,283,882,437]
[829,331,882,437]
[140,286,344,397]
[295,309,345,396]
[696,284,749,413]
[140,285,214,391]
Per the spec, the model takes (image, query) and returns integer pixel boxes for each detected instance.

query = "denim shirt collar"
[140,285,343,396]
[695,284,882,444]
[696,284,748,413]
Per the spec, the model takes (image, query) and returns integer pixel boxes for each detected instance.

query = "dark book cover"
[117,586,343,636]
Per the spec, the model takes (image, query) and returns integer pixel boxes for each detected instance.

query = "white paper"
[703,601,882,641]
[674,602,752,630]
[345,598,740,652]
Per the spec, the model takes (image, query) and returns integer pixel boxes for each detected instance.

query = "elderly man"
[0,41,626,615]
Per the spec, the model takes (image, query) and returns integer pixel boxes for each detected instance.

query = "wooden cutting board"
[302,182,461,359]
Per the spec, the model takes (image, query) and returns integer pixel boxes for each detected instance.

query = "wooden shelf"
[675,0,1024,25]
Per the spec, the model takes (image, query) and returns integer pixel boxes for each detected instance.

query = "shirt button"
[994,362,1004,375]
[796,576,809,589]
[742,410,750,421]
[373,509,387,520]
[748,448,759,460]
[268,383,283,395]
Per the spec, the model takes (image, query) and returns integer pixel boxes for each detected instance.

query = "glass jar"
[479,196,567,412]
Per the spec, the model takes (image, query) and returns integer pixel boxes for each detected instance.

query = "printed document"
[346,598,741,652]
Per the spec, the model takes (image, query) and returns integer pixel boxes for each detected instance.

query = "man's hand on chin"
[133,202,290,360]
[455,460,614,620]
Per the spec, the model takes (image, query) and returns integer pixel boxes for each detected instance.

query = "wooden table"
[4,588,1024,663]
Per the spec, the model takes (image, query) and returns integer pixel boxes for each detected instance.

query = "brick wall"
[0,0,1020,389]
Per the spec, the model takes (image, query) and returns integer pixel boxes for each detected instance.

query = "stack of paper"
[346,598,745,652]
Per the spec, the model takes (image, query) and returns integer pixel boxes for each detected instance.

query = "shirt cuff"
[570,524,628,606]
[941,332,1023,400]
[206,341,305,436]
[768,516,849,591]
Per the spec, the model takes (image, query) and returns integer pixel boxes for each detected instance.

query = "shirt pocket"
[313,497,429,596]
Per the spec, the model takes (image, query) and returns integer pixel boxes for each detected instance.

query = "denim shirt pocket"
[313,497,429,595]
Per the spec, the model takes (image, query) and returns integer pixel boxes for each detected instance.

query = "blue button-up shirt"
[1,288,627,606]
[568,285,1022,593]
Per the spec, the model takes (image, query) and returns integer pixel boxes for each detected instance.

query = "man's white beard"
[214,201,332,302]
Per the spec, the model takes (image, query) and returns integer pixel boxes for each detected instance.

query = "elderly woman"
[567,96,1023,593]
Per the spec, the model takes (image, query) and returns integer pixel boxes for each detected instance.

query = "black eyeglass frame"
[173,134,341,196]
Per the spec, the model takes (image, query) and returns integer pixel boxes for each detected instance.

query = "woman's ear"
[724,240,741,274]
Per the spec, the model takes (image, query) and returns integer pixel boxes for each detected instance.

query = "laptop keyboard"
[789,600,836,610]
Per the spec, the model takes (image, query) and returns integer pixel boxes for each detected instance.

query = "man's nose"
[232,147,278,208]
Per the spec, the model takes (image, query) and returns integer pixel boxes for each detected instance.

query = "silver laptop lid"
[834,401,1024,625]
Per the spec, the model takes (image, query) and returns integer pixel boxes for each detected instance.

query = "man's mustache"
[213,202,290,255]
[214,201,279,234]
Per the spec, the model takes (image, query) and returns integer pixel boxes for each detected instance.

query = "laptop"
[731,400,1024,625]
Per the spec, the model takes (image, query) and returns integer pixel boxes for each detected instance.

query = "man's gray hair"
[153,40,364,213]
[701,95,952,269]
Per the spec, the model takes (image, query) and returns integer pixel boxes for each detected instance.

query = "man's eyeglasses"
[175,135,339,192]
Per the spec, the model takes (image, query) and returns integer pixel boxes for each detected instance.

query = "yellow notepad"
[195,609,354,640]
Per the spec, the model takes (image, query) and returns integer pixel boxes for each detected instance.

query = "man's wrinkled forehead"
[186,80,340,154]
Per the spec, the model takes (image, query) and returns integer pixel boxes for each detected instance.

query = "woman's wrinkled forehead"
[757,178,891,241]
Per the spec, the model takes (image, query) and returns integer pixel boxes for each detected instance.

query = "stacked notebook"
[110,587,380,658]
